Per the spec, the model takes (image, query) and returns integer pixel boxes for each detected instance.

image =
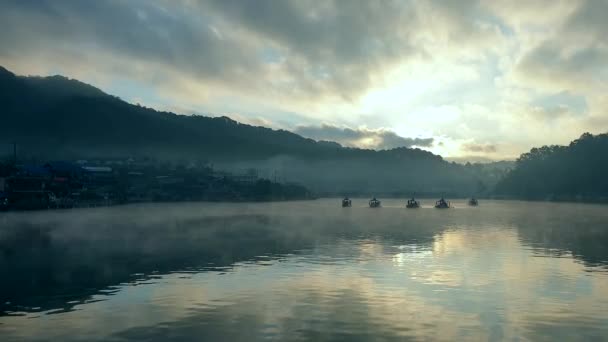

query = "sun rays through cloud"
[1,0,606,161]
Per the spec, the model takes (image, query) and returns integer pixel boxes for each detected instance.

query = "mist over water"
[2,199,608,341]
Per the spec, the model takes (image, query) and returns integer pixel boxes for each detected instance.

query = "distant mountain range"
[0,66,509,195]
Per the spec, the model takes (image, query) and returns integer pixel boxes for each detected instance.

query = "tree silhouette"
[496,132,608,200]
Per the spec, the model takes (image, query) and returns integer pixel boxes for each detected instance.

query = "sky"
[1,0,607,162]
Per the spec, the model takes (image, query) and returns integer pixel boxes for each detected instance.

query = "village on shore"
[0,158,312,211]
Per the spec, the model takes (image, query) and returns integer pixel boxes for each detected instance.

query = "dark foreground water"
[1,199,608,341]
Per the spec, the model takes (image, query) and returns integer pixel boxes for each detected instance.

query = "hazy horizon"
[1,65,519,165]
[3,3,608,340]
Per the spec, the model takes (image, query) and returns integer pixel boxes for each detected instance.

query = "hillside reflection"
[509,202,608,268]
[1,200,608,341]
[0,200,447,315]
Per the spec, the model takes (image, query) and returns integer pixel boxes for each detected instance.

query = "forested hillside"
[0,66,499,195]
[496,133,608,200]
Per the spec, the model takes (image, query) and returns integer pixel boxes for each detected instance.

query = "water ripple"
[2,199,608,341]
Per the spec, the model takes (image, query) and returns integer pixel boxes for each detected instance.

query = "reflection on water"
[1,199,608,341]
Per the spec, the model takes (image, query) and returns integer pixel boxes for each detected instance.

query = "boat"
[369,197,381,208]
[435,197,450,209]
[468,197,479,206]
[342,197,352,207]
[0,192,8,211]
[406,197,420,208]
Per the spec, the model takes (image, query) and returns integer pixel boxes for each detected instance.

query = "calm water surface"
[1,199,608,341]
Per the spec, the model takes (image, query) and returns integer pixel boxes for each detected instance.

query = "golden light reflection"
[4,226,608,341]
[432,227,521,256]
[392,246,432,267]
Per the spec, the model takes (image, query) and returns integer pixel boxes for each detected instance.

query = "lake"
[1,199,608,341]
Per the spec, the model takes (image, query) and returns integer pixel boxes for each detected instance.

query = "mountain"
[495,132,608,200]
[0,66,490,194]
[0,66,333,160]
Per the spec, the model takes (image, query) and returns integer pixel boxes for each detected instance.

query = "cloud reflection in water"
[1,199,608,341]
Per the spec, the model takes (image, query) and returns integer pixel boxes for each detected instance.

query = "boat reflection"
[2,200,608,341]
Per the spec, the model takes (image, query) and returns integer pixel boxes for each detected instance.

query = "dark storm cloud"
[295,124,434,150]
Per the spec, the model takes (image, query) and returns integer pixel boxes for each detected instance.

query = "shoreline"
[5,196,608,214]
[0,195,318,212]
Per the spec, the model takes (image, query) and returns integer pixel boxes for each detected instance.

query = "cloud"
[483,0,578,30]
[529,105,577,120]
[294,124,434,150]
[462,143,498,153]
[0,0,606,161]
[0,1,264,84]
[223,113,276,129]
[512,0,608,93]
[0,0,506,104]
[0,0,409,102]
